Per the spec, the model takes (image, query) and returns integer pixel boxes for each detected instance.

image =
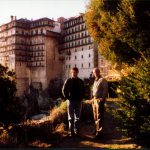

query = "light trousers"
[92,98,105,135]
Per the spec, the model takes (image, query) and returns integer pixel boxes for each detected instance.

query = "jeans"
[92,98,105,135]
[67,100,82,134]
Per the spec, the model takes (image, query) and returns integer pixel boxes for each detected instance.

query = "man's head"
[70,67,79,78]
[92,67,100,78]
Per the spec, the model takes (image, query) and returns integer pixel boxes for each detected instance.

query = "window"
[75,56,77,59]
[81,63,83,68]
[89,54,91,57]
[88,38,91,43]
[89,63,91,67]
[81,55,83,59]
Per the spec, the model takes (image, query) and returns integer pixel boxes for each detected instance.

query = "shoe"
[68,132,76,137]
[95,131,104,139]
[75,132,80,137]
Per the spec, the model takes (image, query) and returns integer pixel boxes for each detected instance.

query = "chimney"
[11,16,13,21]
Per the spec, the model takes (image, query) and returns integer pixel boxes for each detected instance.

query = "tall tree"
[85,0,150,67]
[85,0,150,140]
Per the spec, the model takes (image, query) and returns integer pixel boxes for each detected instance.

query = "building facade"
[0,16,62,95]
[59,14,99,79]
[59,14,111,80]
[0,15,118,96]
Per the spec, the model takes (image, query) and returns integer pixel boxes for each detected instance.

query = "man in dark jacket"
[62,67,85,137]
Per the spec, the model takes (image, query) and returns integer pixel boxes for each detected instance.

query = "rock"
[31,114,47,120]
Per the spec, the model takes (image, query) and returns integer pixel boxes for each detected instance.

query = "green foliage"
[0,64,18,127]
[114,59,150,139]
[85,0,150,140]
[85,0,150,67]
[108,81,119,98]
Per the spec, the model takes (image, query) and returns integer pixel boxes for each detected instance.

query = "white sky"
[0,0,89,25]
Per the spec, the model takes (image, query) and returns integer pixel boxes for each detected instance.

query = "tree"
[116,58,150,139]
[0,64,17,127]
[85,0,150,67]
[85,0,150,140]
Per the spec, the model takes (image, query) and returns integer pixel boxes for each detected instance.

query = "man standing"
[92,68,108,138]
[62,67,85,137]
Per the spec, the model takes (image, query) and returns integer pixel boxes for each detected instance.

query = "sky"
[0,0,89,25]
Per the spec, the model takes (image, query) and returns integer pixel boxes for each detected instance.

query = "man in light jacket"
[92,67,108,138]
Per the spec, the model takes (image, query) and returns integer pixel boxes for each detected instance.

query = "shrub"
[114,59,150,140]
[48,78,63,99]
[0,65,18,127]
[108,81,119,98]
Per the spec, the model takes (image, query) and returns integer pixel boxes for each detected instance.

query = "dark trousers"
[92,98,105,135]
[67,100,82,134]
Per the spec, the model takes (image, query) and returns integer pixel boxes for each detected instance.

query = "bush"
[48,78,63,99]
[114,59,150,140]
[108,81,119,98]
[0,65,18,127]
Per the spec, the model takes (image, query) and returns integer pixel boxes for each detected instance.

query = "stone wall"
[46,36,63,87]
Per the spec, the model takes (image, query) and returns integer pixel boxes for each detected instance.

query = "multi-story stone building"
[59,14,110,80]
[59,14,98,79]
[0,14,118,96]
[0,16,62,95]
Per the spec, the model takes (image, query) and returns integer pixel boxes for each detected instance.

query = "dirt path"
[54,100,141,149]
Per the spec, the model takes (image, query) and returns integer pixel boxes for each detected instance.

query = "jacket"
[62,77,85,101]
[92,77,108,99]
